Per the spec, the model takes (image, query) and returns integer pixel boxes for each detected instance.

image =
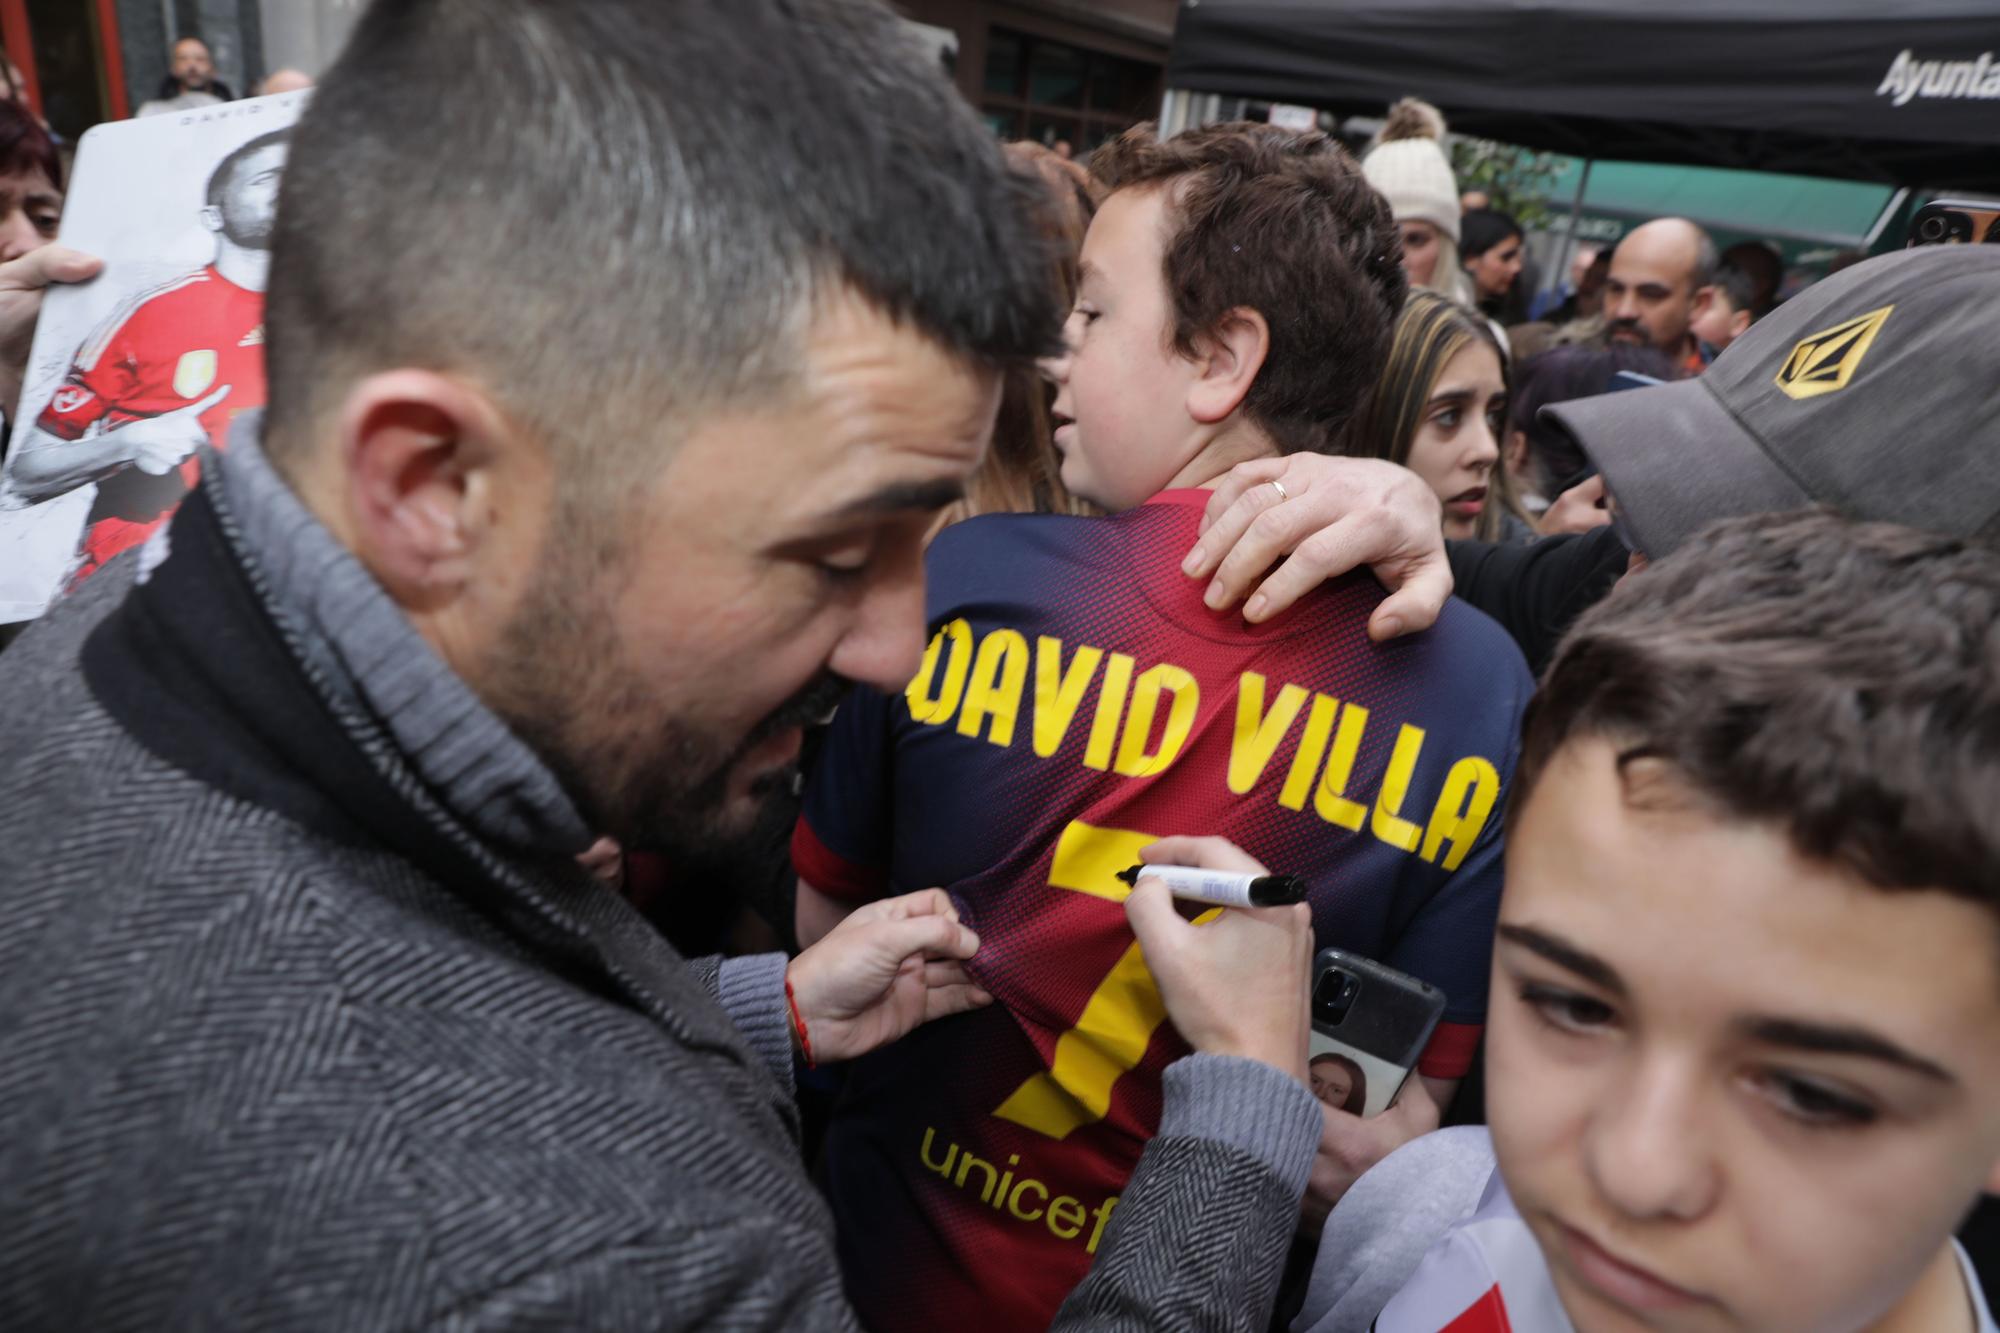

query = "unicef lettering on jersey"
[0,90,305,622]
[1373,1172,1572,1333]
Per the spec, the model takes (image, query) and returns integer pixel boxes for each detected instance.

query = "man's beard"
[220,208,275,250]
[1605,318,1649,345]
[615,668,851,861]
[480,545,850,893]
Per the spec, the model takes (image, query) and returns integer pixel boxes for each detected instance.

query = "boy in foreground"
[1300,509,2000,1333]
[792,122,1534,1331]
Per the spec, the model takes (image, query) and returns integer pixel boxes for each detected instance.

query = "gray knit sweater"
[0,432,1321,1329]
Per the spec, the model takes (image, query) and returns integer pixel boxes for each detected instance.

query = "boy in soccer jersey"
[793,122,1535,1332]
[1299,511,2000,1333]
[7,128,287,589]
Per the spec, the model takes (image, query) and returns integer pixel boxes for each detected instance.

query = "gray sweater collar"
[206,415,594,855]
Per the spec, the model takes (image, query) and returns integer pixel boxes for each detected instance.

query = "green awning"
[1538,158,1896,263]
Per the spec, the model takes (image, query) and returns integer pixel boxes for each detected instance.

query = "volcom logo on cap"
[1775,305,1893,401]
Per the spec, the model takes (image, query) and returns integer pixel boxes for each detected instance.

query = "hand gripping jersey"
[35,264,265,587]
[794,492,1535,1332]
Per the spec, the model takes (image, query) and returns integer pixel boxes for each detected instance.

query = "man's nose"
[828,549,929,694]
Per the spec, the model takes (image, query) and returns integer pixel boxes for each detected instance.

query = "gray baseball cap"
[1543,245,2000,557]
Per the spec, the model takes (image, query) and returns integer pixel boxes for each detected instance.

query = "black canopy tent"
[1165,0,2000,193]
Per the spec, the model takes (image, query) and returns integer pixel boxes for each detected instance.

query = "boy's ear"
[1688,283,1717,327]
[1728,306,1754,342]
[1186,306,1270,426]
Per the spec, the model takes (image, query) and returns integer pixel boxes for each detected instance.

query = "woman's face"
[1467,232,1525,300]
[1310,1057,1354,1109]
[1399,219,1441,289]
[0,163,60,263]
[1405,340,1507,540]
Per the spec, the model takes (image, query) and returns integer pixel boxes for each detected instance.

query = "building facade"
[4,0,353,141]
[896,0,1176,151]
[2,0,300,140]
[5,0,1168,152]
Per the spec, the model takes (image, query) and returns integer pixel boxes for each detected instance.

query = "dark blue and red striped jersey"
[795,490,1534,1332]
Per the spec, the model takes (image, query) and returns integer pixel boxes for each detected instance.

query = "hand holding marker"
[1117,863,1308,909]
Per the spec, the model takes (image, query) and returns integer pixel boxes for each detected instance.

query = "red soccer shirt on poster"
[36,264,265,585]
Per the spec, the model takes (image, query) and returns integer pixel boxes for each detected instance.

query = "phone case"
[1907,200,2000,248]
[1307,948,1448,1118]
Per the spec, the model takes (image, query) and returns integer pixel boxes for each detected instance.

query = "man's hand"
[1301,1075,1441,1229]
[785,888,990,1063]
[114,383,231,474]
[1541,472,1613,536]
[0,245,102,421]
[1180,455,1452,640]
[1124,836,1313,1076]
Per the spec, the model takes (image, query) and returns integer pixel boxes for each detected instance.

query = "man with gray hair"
[1601,216,1718,374]
[0,0,1324,1328]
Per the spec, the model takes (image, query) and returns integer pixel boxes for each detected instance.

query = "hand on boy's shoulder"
[1181,455,1452,639]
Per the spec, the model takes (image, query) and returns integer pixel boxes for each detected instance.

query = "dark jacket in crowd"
[1448,525,1629,675]
[0,431,1321,1330]
[157,75,236,101]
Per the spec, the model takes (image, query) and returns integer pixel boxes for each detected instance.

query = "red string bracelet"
[784,976,816,1069]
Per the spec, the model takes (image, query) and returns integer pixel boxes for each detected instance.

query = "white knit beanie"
[1363,99,1461,245]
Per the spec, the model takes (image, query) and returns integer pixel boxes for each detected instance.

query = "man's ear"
[1186,306,1271,426]
[335,370,523,612]
[198,204,223,235]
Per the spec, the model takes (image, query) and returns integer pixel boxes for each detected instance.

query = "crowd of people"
[0,2,1996,1331]
[135,34,313,116]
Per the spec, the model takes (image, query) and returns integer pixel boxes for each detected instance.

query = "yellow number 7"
[991,819,1220,1141]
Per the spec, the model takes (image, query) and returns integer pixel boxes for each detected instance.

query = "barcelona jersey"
[794,490,1535,1332]
[35,264,265,586]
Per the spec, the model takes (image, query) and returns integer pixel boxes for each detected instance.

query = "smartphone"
[1307,948,1447,1118]
[1906,200,2000,248]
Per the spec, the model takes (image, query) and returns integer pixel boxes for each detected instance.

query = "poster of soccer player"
[0,91,304,622]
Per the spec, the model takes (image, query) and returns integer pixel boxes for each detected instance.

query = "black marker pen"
[1116,864,1309,909]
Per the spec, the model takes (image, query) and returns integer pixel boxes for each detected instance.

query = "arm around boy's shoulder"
[1292,1127,1498,1333]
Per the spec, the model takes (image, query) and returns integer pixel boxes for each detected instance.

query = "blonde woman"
[1361,99,1478,308]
